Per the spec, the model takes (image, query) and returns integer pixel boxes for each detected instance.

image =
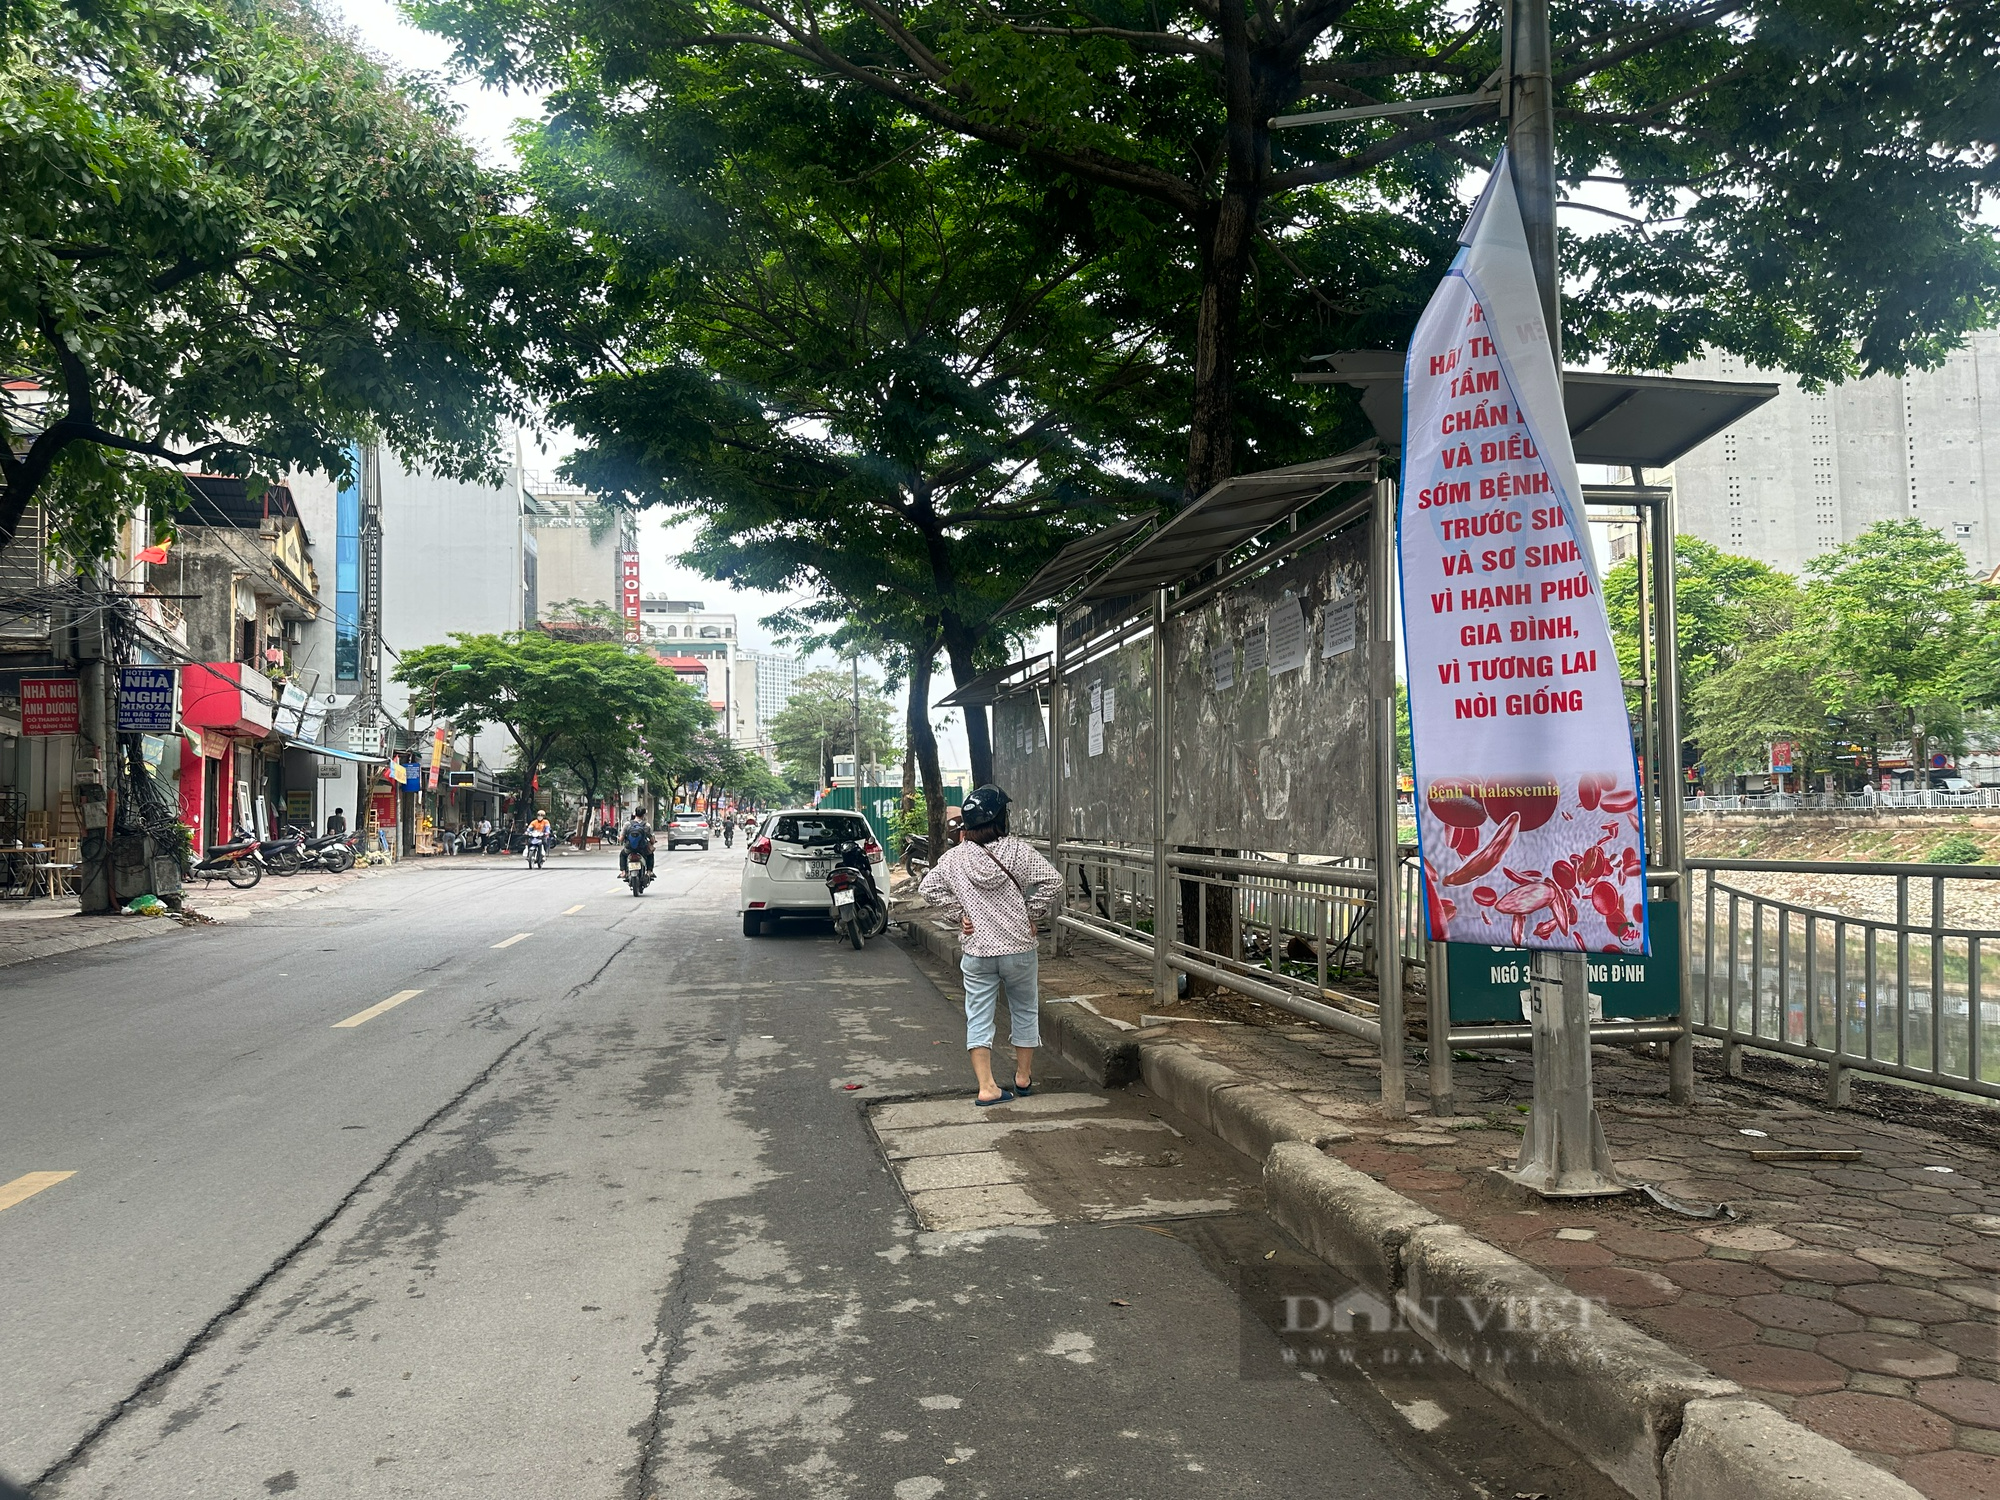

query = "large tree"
[397,633,704,809]
[767,669,900,788]
[420,0,2000,502]
[0,0,525,562]
[504,57,1170,784]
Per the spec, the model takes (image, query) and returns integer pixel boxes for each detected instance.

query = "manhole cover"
[870,1090,1254,1231]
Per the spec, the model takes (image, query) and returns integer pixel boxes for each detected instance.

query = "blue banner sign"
[116,666,177,733]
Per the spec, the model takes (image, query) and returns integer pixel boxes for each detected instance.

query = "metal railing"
[1687,789,2000,812]
[1054,839,1422,1045]
[1687,858,2000,1102]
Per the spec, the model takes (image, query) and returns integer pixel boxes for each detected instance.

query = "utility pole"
[1504,0,1628,1197]
[851,653,864,795]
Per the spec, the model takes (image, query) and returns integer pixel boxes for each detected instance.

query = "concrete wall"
[1672,332,2000,576]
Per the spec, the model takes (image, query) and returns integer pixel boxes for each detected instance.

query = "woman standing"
[919,785,1060,1105]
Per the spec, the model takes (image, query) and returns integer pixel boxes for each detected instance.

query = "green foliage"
[0,0,526,563]
[1605,536,1798,705]
[396,633,703,801]
[1925,834,1987,866]
[766,670,899,788]
[1687,638,1831,779]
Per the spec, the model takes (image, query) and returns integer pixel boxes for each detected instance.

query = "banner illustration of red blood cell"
[1399,153,1648,954]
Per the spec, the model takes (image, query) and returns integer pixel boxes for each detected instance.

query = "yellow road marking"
[492,932,533,949]
[333,989,425,1029]
[0,1171,75,1213]
[563,904,585,915]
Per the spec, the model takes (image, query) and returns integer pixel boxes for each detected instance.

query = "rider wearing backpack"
[619,811,655,877]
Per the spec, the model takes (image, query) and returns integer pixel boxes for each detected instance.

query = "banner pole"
[1372,476,1406,1117]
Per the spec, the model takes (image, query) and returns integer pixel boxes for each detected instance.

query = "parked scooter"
[293,827,355,873]
[825,840,889,949]
[188,831,265,888]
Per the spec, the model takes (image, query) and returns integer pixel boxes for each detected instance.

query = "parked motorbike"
[296,828,355,873]
[251,827,304,876]
[188,832,265,888]
[826,840,889,949]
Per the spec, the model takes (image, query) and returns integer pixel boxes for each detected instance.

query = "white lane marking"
[492,932,533,949]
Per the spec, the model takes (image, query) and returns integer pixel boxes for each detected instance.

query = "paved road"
[0,845,1593,1499]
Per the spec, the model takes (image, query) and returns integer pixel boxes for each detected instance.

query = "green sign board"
[1445,900,1680,1025]
[819,785,964,860]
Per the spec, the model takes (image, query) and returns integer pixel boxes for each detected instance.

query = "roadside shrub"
[1924,833,1986,865]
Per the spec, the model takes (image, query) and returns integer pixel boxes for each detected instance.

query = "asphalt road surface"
[0,845,1607,1499]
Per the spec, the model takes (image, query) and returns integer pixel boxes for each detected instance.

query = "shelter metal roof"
[1078,442,1380,602]
[934,652,1051,709]
[1296,352,1779,470]
[997,514,1156,617]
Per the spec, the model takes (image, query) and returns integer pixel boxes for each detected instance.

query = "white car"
[663,815,711,850]
[740,809,889,936]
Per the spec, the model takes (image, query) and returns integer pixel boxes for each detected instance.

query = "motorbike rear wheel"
[225,859,262,889]
[863,901,890,938]
[266,846,302,876]
[843,911,864,949]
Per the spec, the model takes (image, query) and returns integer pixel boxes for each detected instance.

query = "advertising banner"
[427,725,447,790]
[116,666,177,733]
[619,551,643,643]
[1398,154,1647,954]
[20,676,80,736]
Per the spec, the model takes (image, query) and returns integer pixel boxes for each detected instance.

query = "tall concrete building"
[640,597,759,747]
[1669,332,2000,575]
[741,647,811,739]
[522,479,636,622]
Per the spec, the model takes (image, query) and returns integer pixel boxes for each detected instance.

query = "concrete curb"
[1142,1039,1916,1500]
[1042,1001,1141,1087]
[1664,1398,1925,1500]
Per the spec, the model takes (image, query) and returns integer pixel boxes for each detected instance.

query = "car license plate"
[833,888,856,907]
[808,859,832,878]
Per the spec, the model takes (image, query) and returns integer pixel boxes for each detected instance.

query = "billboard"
[619,551,643,642]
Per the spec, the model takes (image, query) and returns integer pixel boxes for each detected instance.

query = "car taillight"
[749,836,772,864]
[862,839,882,861]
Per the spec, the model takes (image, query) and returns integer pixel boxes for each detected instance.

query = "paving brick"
[1380,1168,1466,1194]
[1595,1225,1708,1261]
[1664,1257,1785,1297]
[1885,1190,1983,1215]
[1763,1248,1884,1285]
[1629,1302,1758,1351]
[1514,1235,1617,1269]
[1946,1244,2000,1274]
[1840,1284,1983,1324]
[1890,1221,1984,1247]
[1819,1332,1961,1380]
[1815,1168,1907,1192]
[1560,1265,1680,1308]
[1792,1391,1956,1455]
[1918,1379,2000,1429]
[1934,1323,2000,1361]
[1942,1283,2000,1314]
[1788,1221,1889,1251]
[1704,1342,1849,1395]
[1902,1449,2000,1500]
[1739,1292,1867,1336]
[1862,1247,1962,1277]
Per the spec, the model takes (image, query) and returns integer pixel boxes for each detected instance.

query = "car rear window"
[771,814,868,848]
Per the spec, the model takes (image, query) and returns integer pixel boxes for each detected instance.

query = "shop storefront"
[177,663,274,849]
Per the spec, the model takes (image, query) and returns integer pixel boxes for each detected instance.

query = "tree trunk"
[906,636,948,867]
[940,617,994,785]
[1183,189,1259,499]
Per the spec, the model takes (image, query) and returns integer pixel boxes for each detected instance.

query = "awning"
[1079,442,1380,601]
[935,653,1052,709]
[998,515,1156,617]
[284,740,382,766]
[1296,352,1779,468]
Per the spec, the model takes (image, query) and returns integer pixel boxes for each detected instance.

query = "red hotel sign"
[20,675,81,736]
[619,551,642,643]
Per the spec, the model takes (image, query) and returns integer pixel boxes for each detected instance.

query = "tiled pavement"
[1030,942,2000,1500]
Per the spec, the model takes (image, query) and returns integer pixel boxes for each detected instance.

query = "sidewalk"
[898,891,2000,1500]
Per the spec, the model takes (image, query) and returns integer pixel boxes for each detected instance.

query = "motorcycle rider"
[618,809,656,880]
[723,817,736,849]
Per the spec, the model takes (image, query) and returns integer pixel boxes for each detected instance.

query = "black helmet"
[959,784,1011,829]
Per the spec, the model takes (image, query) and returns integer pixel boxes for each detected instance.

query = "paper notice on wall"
[1102,685,1116,723]
[1267,596,1307,674]
[1211,642,1235,693]
[1242,625,1267,677]
[1089,681,1102,715]
[1087,710,1105,757]
[1322,598,1359,658]
[1397,150,1646,955]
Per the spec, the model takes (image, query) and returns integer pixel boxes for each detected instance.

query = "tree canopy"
[396,633,706,804]
[767,669,899,789]
[422,0,2000,504]
[0,0,526,563]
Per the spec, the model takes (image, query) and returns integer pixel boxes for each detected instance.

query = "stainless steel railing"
[1687,858,2000,1102]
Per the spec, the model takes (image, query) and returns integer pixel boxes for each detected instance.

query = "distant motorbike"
[525,831,547,869]
[825,839,889,949]
[188,831,265,888]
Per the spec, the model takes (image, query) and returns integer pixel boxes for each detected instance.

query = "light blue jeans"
[961,949,1041,1051]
